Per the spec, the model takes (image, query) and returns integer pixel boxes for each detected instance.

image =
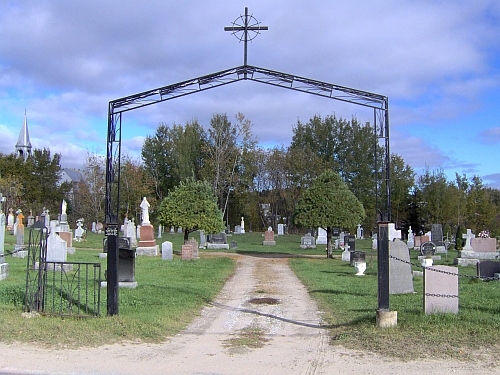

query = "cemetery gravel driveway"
[0,253,498,375]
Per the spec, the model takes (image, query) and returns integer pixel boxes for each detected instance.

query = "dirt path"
[0,254,497,374]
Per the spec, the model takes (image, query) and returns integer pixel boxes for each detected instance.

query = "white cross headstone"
[462,229,475,251]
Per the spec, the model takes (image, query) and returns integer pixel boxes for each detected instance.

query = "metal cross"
[224,7,268,65]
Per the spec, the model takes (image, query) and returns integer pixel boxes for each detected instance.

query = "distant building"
[15,110,32,160]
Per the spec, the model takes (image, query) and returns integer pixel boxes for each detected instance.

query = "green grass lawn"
[1,229,500,360]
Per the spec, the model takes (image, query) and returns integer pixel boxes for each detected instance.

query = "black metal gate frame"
[105,64,391,315]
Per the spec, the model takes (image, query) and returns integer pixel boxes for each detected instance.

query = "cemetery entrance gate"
[105,10,391,316]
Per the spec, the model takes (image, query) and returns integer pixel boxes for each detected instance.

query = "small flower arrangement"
[478,230,490,238]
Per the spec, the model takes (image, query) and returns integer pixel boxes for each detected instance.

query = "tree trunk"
[184,229,189,244]
[326,226,333,258]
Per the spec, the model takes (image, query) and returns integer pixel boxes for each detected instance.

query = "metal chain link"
[425,293,458,298]
[389,254,498,281]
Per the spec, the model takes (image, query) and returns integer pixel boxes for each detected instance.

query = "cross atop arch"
[224,7,268,65]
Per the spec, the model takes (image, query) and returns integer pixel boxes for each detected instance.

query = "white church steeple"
[15,110,32,160]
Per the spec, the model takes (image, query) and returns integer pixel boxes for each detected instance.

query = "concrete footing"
[376,309,397,328]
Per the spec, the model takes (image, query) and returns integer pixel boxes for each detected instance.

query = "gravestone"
[356,224,363,239]
[14,212,27,257]
[126,219,137,247]
[188,238,199,258]
[263,227,276,246]
[162,241,173,260]
[75,219,84,241]
[372,233,378,250]
[45,220,71,271]
[230,241,238,249]
[6,208,14,231]
[300,233,316,249]
[407,226,415,248]
[170,226,175,234]
[462,229,475,250]
[278,223,284,236]
[332,228,341,237]
[240,217,245,234]
[316,227,327,245]
[477,260,500,279]
[177,227,183,234]
[424,265,459,314]
[350,250,366,266]
[389,239,414,294]
[431,224,444,246]
[199,230,206,248]
[157,225,162,239]
[92,221,97,233]
[27,212,35,227]
[207,232,229,249]
[0,206,9,281]
[455,235,498,266]
[345,235,356,251]
[136,224,158,256]
[420,242,436,257]
[341,243,351,262]
[339,232,345,247]
[388,223,401,241]
[234,225,242,234]
[181,244,193,260]
[118,240,135,283]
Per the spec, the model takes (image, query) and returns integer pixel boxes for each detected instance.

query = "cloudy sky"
[1,0,499,188]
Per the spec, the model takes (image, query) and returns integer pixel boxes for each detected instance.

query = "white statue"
[61,200,67,215]
[140,197,150,225]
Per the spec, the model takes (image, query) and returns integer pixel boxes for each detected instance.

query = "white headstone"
[462,229,475,250]
[316,227,327,245]
[388,223,401,241]
[240,217,245,234]
[162,241,173,261]
[407,226,415,248]
[278,223,284,236]
[47,221,67,262]
[126,220,137,247]
[92,222,96,233]
[75,219,84,240]
[356,224,363,240]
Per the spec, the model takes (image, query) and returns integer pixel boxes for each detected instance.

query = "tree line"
[0,112,498,242]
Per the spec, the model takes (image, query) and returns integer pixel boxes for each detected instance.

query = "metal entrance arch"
[105,64,391,316]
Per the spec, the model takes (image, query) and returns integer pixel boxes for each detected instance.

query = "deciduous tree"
[294,170,365,258]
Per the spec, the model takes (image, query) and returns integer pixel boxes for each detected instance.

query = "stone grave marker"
[0,205,9,281]
[300,233,316,249]
[407,226,415,248]
[136,202,158,256]
[462,229,475,250]
[188,238,199,258]
[234,225,242,234]
[278,223,284,236]
[424,265,459,314]
[345,235,356,251]
[181,244,193,260]
[455,234,498,266]
[332,227,340,237]
[389,239,414,294]
[14,211,27,257]
[341,243,351,262]
[207,232,229,249]
[356,224,363,239]
[388,223,401,241]
[230,241,238,249]
[316,227,327,245]
[263,227,276,246]
[162,241,173,260]
[75,219,85,241]
[350,250,366,266]
[118,239,135,283]
[199,230,206,248]
[477,260,500,279]
[6,208,14,231]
